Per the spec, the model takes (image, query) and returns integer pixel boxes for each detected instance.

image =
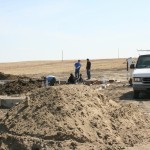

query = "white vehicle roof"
[137,50,150,55]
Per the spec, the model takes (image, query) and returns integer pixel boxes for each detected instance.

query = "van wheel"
[133,90,140,99]
[129,78,132,86]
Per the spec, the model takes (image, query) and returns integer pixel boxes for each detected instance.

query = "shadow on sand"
[119,91,150,101]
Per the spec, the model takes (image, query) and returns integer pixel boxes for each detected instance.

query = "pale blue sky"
[0,0,150,62]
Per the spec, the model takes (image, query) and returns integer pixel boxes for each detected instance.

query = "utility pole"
[62,50,63,62]
[118,48,119,58]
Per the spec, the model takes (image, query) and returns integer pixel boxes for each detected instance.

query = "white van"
[131,54,150,98]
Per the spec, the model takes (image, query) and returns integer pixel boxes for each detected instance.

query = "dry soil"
[0,59,150,150]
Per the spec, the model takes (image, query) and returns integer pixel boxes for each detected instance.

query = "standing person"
[86,58,91,80]
[74,60,81,79]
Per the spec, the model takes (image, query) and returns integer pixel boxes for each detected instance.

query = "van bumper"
[133,83,150,91]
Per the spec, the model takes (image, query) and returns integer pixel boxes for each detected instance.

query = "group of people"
[43,58,92,86]
[68,58,91,84]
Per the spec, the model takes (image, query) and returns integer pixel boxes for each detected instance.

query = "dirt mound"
[0,85,150,150]
[0,72,30,80]
[0,79,42,95]
[0,72,18,80]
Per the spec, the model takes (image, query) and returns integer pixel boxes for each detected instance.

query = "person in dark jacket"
[68,73,76,84]
[86,58,91,79]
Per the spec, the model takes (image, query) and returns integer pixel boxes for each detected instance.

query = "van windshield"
[136,55,150,68]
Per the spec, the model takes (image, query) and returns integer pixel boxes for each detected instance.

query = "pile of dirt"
[0,85,150,150]
[0,79,42,95]
[0,72,30,80]
[0,110,3,119]
[0,72,17,80]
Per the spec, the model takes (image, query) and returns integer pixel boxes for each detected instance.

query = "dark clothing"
[86,61,91,70]
[49,77,56,86]
[68,74,76,84]
[86,61,91,79]
[78,76,84,83]
[44,75,56,86]
[86,69,91,79]
[75,69,80,79]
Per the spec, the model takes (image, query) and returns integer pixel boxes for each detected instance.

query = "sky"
[0,0,150,62]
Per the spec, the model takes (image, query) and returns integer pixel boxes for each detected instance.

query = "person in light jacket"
[74,60,81,79]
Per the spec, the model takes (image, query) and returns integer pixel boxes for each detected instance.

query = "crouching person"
[67,73,76,84]
[44,75,56,86]
[78,74,84,83]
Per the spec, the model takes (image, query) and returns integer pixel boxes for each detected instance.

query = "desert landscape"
[0,58,150,150]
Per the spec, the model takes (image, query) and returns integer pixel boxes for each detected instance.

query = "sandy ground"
[126,143,150,150]
[0,85,149,149]
[0,58,150,149]
[0,59,126,80]
[97,82,150,150]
